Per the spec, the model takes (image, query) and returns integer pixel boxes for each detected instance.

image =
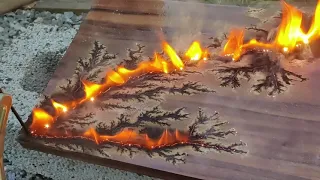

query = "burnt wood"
[17,131,199,180]
[18,1,320,180]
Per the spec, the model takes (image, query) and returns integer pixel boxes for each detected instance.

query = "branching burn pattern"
[46,108,244,164]
[96,106,188,135]
[213,51,307,95]
[32,41,245,164]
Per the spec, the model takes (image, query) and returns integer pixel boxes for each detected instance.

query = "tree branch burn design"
[222,0,320,61]
[28,39,246,163]
[31,40,210,134]
[25,0,320,163]
[212,0,320,95]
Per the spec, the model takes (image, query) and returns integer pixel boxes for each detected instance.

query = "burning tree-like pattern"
[206,21,308,96]
[119,44,145,69]
[96,74,214,108]
[47,42,214,129]
[96,106,188,135]
[95,108,245,164]
[212,50,307,96]
[28,0,320,168]
[58,41,117,98]
[37,108,246,164]
[33,41,245,164]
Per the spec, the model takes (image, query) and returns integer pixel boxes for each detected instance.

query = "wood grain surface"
[18,1,320,180]
[34,0,91,13]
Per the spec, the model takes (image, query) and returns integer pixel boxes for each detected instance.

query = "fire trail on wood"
[24,0,320,162]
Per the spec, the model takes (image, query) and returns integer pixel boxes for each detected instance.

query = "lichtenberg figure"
[34,41,246,164]
[213,50,307,95]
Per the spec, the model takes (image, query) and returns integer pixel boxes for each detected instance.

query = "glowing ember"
[83,128,189,149]
[203,50,208,61]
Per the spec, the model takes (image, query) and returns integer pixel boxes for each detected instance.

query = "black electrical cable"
[0,88,30,135]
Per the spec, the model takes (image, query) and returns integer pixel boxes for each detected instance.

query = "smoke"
[160,1,252,50]
[161,1,207,50]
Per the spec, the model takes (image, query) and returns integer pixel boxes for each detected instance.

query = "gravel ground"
[0,9,156,180]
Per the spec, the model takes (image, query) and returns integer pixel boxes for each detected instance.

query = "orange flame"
[305,0,320,42]
[29,41,209,142]
[30,108,54,134]
[83,128,189,149]
[185,41,204,61]
[151,53,169,73]
[275,0,304,51]
[51,99,68,113]
[106,70,125,85]
[82,79,103,100]
[163,42,184,70]
[222,0,320,60]
[28,0,320,149]
[203,50,208,61]
[162,61,169,74]
[222,29,244,61]
[84,128,100,144]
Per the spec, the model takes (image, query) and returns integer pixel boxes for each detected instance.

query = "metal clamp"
[0,94,12,180]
